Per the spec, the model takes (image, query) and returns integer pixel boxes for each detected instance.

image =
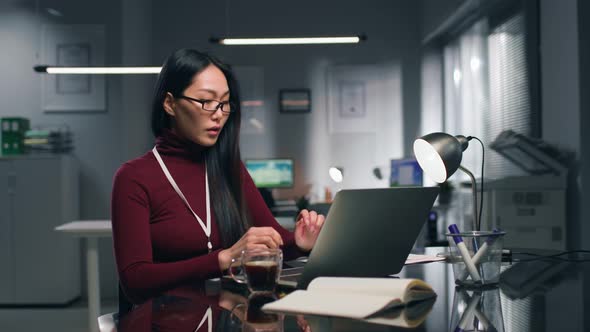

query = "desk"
[115,248,590,331]
[53,218,293,331]
[55,220,112,332]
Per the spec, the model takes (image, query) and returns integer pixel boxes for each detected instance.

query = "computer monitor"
[389,158,423,186]
[245,158,294,188]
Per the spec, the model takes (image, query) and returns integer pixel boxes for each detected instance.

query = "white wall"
[419,50,443,136]
[578,1,590,324]
[151,0,422,200]
[541,0,580,156]
[579,0,590,248]
[540,0,583,250]
[121,0,154,160]
[322,64,403,193]
[0,0,157,300]
[0,0,128,299]
[421,0,589,320]
[420,0,588,250]
[420,0,466,40]
[1,0,423,300]
[3,0,585,307]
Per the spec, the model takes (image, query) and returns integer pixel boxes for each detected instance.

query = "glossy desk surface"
[116,248,589,331]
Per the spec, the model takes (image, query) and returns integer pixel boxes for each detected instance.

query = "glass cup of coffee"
[229,248,283,293]
[230,293,284,332]
[245,293,283,332]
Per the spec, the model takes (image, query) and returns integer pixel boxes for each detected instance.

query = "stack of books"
[24,126,74,153]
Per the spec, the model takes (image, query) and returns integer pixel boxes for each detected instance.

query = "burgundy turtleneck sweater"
[111,130,299,304]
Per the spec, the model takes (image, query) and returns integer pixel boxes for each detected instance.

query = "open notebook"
[263,277,437,319]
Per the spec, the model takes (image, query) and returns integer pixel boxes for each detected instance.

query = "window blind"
[442,10,533,181]
[486,13,531,179]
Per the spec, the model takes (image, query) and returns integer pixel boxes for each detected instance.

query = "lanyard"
[152,146,212,252]
[194,307,212,332]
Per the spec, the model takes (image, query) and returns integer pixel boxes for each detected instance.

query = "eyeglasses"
[178,95,234,114]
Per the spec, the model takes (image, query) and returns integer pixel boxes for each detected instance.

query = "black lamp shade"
[413,132,469,183]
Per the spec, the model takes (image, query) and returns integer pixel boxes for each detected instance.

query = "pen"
[457,229,501,281]
[474,307,497,332]
[448,224,481,282]
[455,291,481,332]
[456,290,497,332]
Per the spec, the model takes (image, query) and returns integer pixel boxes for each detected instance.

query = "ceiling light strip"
[213,36,364,45]
[34,66,161,74]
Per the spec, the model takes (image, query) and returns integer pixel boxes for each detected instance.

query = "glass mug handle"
[228,257,246,284]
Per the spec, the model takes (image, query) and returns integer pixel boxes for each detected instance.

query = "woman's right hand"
[218,227,284,271]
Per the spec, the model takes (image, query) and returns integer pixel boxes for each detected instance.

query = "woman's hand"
[218,227,283,271]
[294,209,325,252]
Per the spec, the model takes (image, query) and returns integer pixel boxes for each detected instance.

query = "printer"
[481,130,572,250]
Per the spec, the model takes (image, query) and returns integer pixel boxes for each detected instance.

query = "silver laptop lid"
[297,186,439,289]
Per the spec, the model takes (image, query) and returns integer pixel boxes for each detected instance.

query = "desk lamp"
[328,167,343,183]
[325,167,344,203]
[413,132,483,231]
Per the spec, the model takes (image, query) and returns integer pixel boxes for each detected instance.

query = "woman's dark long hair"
[151,48,250,248]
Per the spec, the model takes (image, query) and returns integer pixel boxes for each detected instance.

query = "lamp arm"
[458,165,479,231]
[468,136,486,232]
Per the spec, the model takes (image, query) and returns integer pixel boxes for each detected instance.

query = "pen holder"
[446,230,506,287]
[450,286,505,332]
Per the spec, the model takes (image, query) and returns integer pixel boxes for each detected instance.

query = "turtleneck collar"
[155,129,206,161]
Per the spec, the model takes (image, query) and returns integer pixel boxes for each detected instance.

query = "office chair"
[96,285,130,332]
[118,284,133,315]
[97,312,117,332]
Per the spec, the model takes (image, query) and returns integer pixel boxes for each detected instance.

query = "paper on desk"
[405,254,446,265]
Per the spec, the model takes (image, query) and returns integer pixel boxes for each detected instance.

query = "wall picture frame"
[279,89,311,113]
[41,24,106,112]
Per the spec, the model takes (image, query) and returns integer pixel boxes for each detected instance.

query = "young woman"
[111,49,324,305]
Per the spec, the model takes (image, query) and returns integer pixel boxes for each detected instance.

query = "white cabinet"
[0,155,80,305]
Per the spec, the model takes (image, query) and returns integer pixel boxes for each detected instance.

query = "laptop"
[280,186,439,289]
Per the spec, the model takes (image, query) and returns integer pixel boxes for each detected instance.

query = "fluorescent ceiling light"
[34,65,161,74]
[211,35,366,45]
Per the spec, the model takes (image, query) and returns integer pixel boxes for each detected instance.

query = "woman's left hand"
[294,209,325,252]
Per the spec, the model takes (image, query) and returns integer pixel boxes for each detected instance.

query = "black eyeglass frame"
[177,95,235,114]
